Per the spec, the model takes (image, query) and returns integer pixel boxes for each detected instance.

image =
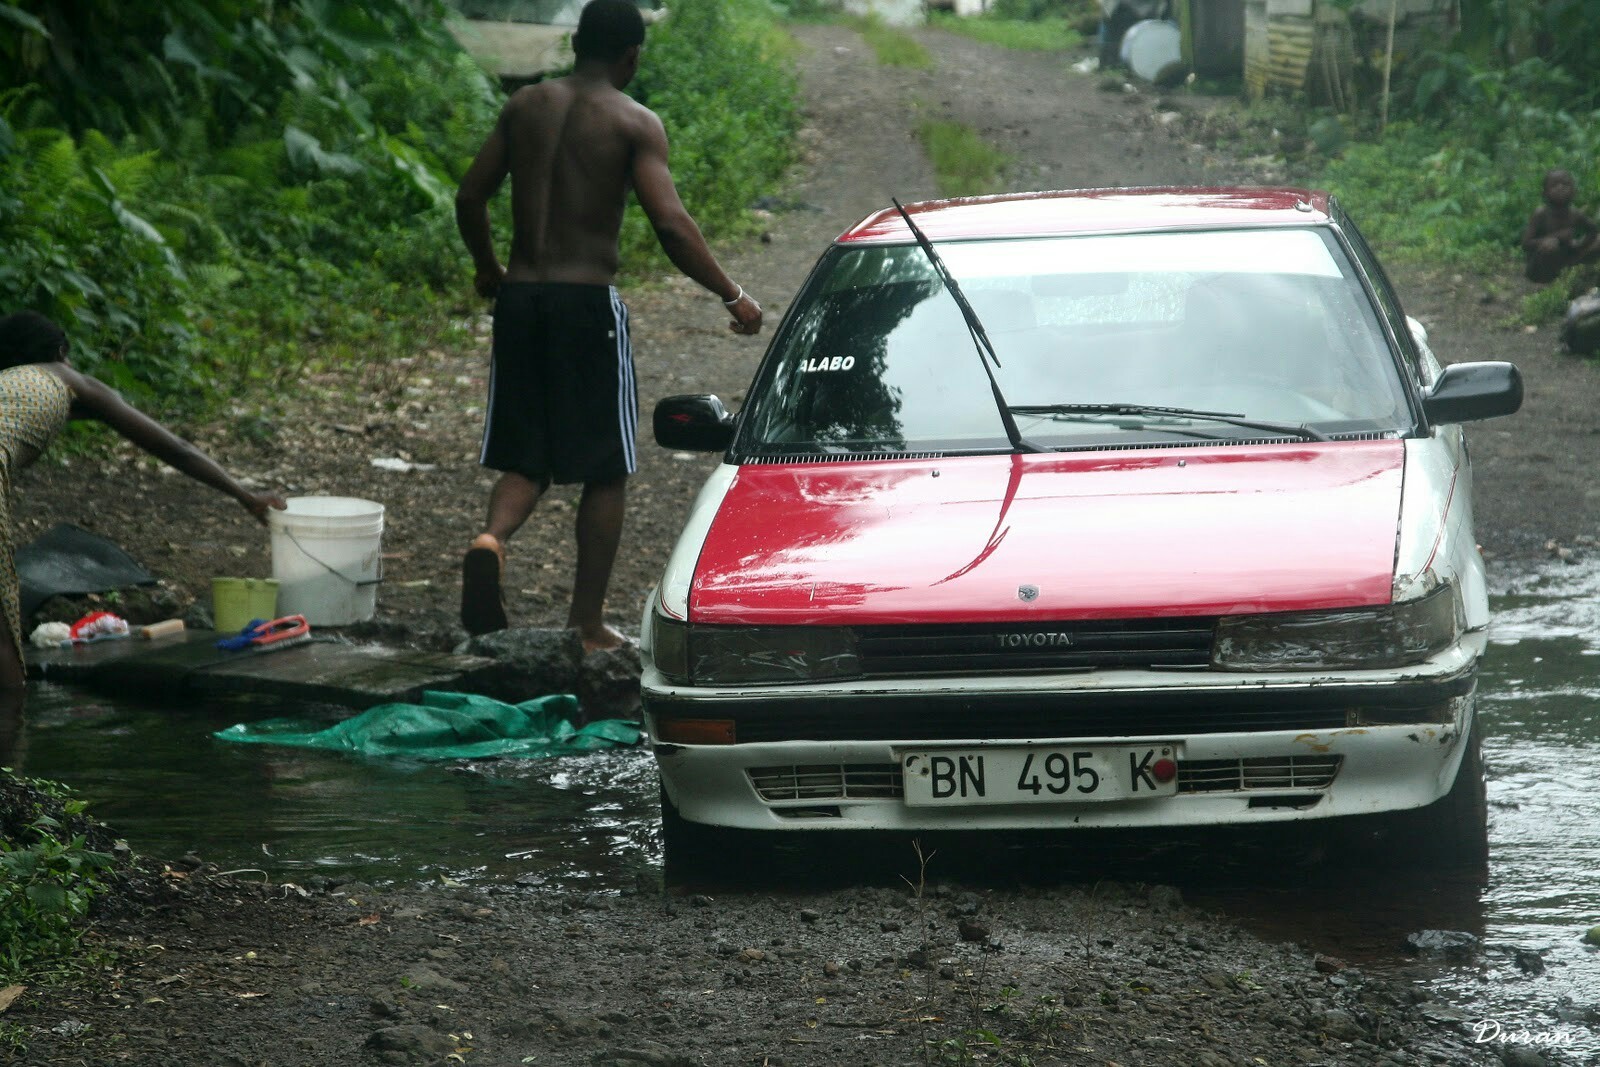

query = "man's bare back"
[499,75,648,286]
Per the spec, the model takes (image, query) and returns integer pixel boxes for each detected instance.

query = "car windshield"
[737,227,1412,456]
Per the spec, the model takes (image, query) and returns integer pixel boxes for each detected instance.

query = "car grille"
[720,699,1350,743]
[1178,755,1342,792]
[749,763,905,801]
[747,756,1342,804]
[857,619,1216,676]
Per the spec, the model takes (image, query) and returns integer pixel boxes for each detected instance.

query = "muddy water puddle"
[10,557,1600,1056]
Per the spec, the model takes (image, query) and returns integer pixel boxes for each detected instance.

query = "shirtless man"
[454,0,762,651]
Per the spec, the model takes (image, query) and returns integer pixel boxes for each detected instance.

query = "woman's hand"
[243,491,289,525]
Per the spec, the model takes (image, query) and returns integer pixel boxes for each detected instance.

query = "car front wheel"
[659,783,737,882]
[1348,720,1489,879]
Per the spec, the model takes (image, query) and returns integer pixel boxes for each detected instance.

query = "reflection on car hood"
[688,441,1405,625]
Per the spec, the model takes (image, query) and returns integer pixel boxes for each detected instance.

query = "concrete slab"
[199,643,496,707]
[27,631,496,710]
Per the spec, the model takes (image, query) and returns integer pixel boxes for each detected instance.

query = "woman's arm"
[50,365,286,523]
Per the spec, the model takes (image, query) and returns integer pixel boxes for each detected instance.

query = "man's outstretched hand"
[727,291,762,335]
[474,264,506,300]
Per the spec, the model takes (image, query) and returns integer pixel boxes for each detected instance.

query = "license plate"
[901,745,1178,806]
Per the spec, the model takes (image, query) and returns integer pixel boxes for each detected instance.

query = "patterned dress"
[0,364,72,661]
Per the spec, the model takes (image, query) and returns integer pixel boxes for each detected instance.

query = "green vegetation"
[917,119,1012,197]
[0,773,115,984]
[929,11,1082,52]
[1230,6,1600,328]
[0,0,798,419]
[853,15,935,68]
[1315,60,1600,271]
[622,0,800,273]
[1,0,496,416]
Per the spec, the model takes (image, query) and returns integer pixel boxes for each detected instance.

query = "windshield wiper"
[1007,402,1330,442]
[892,198,1044,454]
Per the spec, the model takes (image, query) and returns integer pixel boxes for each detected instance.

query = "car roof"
[836,186,1334,245]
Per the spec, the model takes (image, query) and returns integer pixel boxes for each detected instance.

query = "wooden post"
[1380,0,1398,132]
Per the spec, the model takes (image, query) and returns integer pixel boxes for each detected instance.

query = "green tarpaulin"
[214,691,640,760]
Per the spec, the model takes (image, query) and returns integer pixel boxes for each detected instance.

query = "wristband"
[722,285,744,306]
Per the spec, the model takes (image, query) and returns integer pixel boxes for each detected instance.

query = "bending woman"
[0,311,285,689]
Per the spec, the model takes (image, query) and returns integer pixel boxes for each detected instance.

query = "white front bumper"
[652,711,1473,831]
[644,636,1483,832]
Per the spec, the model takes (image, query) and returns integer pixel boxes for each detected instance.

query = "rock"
[368,995,404,1019]
[1560,289,1600,355]
[364,1025,459,1064]
[455,627,584,704]
[1417,1001,1474,1026]
[398,965,466,993]
[1501,1047,1548,1067]
[1310,1008,1368,1042]
[578,641,643,720]
[1148,885,1183,911]
[1582,925,1600,946]
[957,919,990,942]
[1403,929,1480,959]
[33,583,191,628]
[591,1040,696,1066]
[800,908,821,923]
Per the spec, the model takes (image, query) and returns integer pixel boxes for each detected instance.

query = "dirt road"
[8,20,1596,1067]
[16,23,1595,650]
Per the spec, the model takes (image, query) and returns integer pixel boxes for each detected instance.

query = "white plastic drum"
[1120,19,1183,83]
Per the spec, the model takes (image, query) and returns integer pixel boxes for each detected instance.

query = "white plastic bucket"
[1121,19,1182,83]
[268,496,384,626]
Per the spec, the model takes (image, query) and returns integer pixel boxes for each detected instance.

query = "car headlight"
[1212,583,1461,671]
[649,616,861,686]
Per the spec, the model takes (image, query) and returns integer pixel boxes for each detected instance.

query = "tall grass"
[853,16,934,68]
[917,119,1012,197]
[929,12,1082,51]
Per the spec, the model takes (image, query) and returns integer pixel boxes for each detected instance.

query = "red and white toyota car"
[641,187,1521,864]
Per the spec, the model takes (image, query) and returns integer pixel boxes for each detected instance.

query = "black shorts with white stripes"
[480,282,637,485]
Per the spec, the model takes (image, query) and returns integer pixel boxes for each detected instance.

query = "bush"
[1312,57,1600,278]
[620,0,800,277]
[0,772,116,983]
[0,0,799,417]
[0,1,495,417]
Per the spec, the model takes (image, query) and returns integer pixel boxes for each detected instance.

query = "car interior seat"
[1184,276,1328,389]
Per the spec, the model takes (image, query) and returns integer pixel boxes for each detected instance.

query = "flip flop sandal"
[461,536,508,636]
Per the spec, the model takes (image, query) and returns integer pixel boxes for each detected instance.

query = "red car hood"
[688,442,1404,625]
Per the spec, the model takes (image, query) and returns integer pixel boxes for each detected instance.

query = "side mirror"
[654,394,735,452]
[1422,361,1522,424]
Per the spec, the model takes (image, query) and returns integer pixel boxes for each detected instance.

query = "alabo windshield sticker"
[797,355,857,372]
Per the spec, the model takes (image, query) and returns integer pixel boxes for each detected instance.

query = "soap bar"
[140,619,187,640]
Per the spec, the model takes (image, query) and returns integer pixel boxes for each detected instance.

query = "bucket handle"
[279,526,383,588]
